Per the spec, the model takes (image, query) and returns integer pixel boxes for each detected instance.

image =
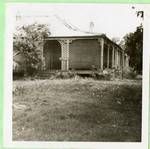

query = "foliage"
[50,71,77,79]
[13,23,50,75]
[123,25,143,74]
[123,67,137,79]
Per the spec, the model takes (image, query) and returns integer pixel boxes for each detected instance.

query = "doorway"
[44,40,61,70]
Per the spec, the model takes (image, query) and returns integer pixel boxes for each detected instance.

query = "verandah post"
[107,45,110,68]
[66,39,70,71]
[112,46,115,68]
[100,38,104,70]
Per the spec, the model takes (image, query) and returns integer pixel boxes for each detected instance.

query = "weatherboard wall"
[42,36,128,71]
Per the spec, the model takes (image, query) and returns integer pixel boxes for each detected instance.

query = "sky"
[12,4,143,40]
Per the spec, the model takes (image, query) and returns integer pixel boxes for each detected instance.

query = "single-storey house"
[42,34,129,71]
[13,13,130,74]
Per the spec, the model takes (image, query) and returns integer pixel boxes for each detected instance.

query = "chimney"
[89,21,94,33]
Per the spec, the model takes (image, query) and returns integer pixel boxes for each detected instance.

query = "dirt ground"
[13,78,142,141]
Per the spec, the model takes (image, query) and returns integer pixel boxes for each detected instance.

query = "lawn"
[13,78,142,141]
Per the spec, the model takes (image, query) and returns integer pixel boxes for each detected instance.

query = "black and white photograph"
[3,3,150,149]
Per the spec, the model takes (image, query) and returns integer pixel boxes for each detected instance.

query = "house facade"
[42,34,129,71]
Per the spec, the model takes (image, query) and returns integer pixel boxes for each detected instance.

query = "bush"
[50,71,77,79]
[91,69,112,80]
[13,23,50,77]
[13,71,25,80]
[123,67,137,79]
[26,66,38,76]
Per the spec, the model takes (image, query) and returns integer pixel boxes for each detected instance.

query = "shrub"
[91,69,112,80]
[13,23,50,76]
[51,71,77,79]
[123,67,137,79]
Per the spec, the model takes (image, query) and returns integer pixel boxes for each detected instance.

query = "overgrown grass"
[13,78,142,141]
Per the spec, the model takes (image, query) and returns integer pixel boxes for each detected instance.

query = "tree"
[123,25,143,74]
[13,23,50,75]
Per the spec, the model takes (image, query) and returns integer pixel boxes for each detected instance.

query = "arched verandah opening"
[43,40,61,70]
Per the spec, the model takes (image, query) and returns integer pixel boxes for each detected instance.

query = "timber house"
[42,34,129,72]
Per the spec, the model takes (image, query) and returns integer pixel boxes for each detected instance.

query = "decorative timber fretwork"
[42,36,128,72]
[57,39,74,71]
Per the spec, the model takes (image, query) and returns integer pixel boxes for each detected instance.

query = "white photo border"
[3,3,150,149]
